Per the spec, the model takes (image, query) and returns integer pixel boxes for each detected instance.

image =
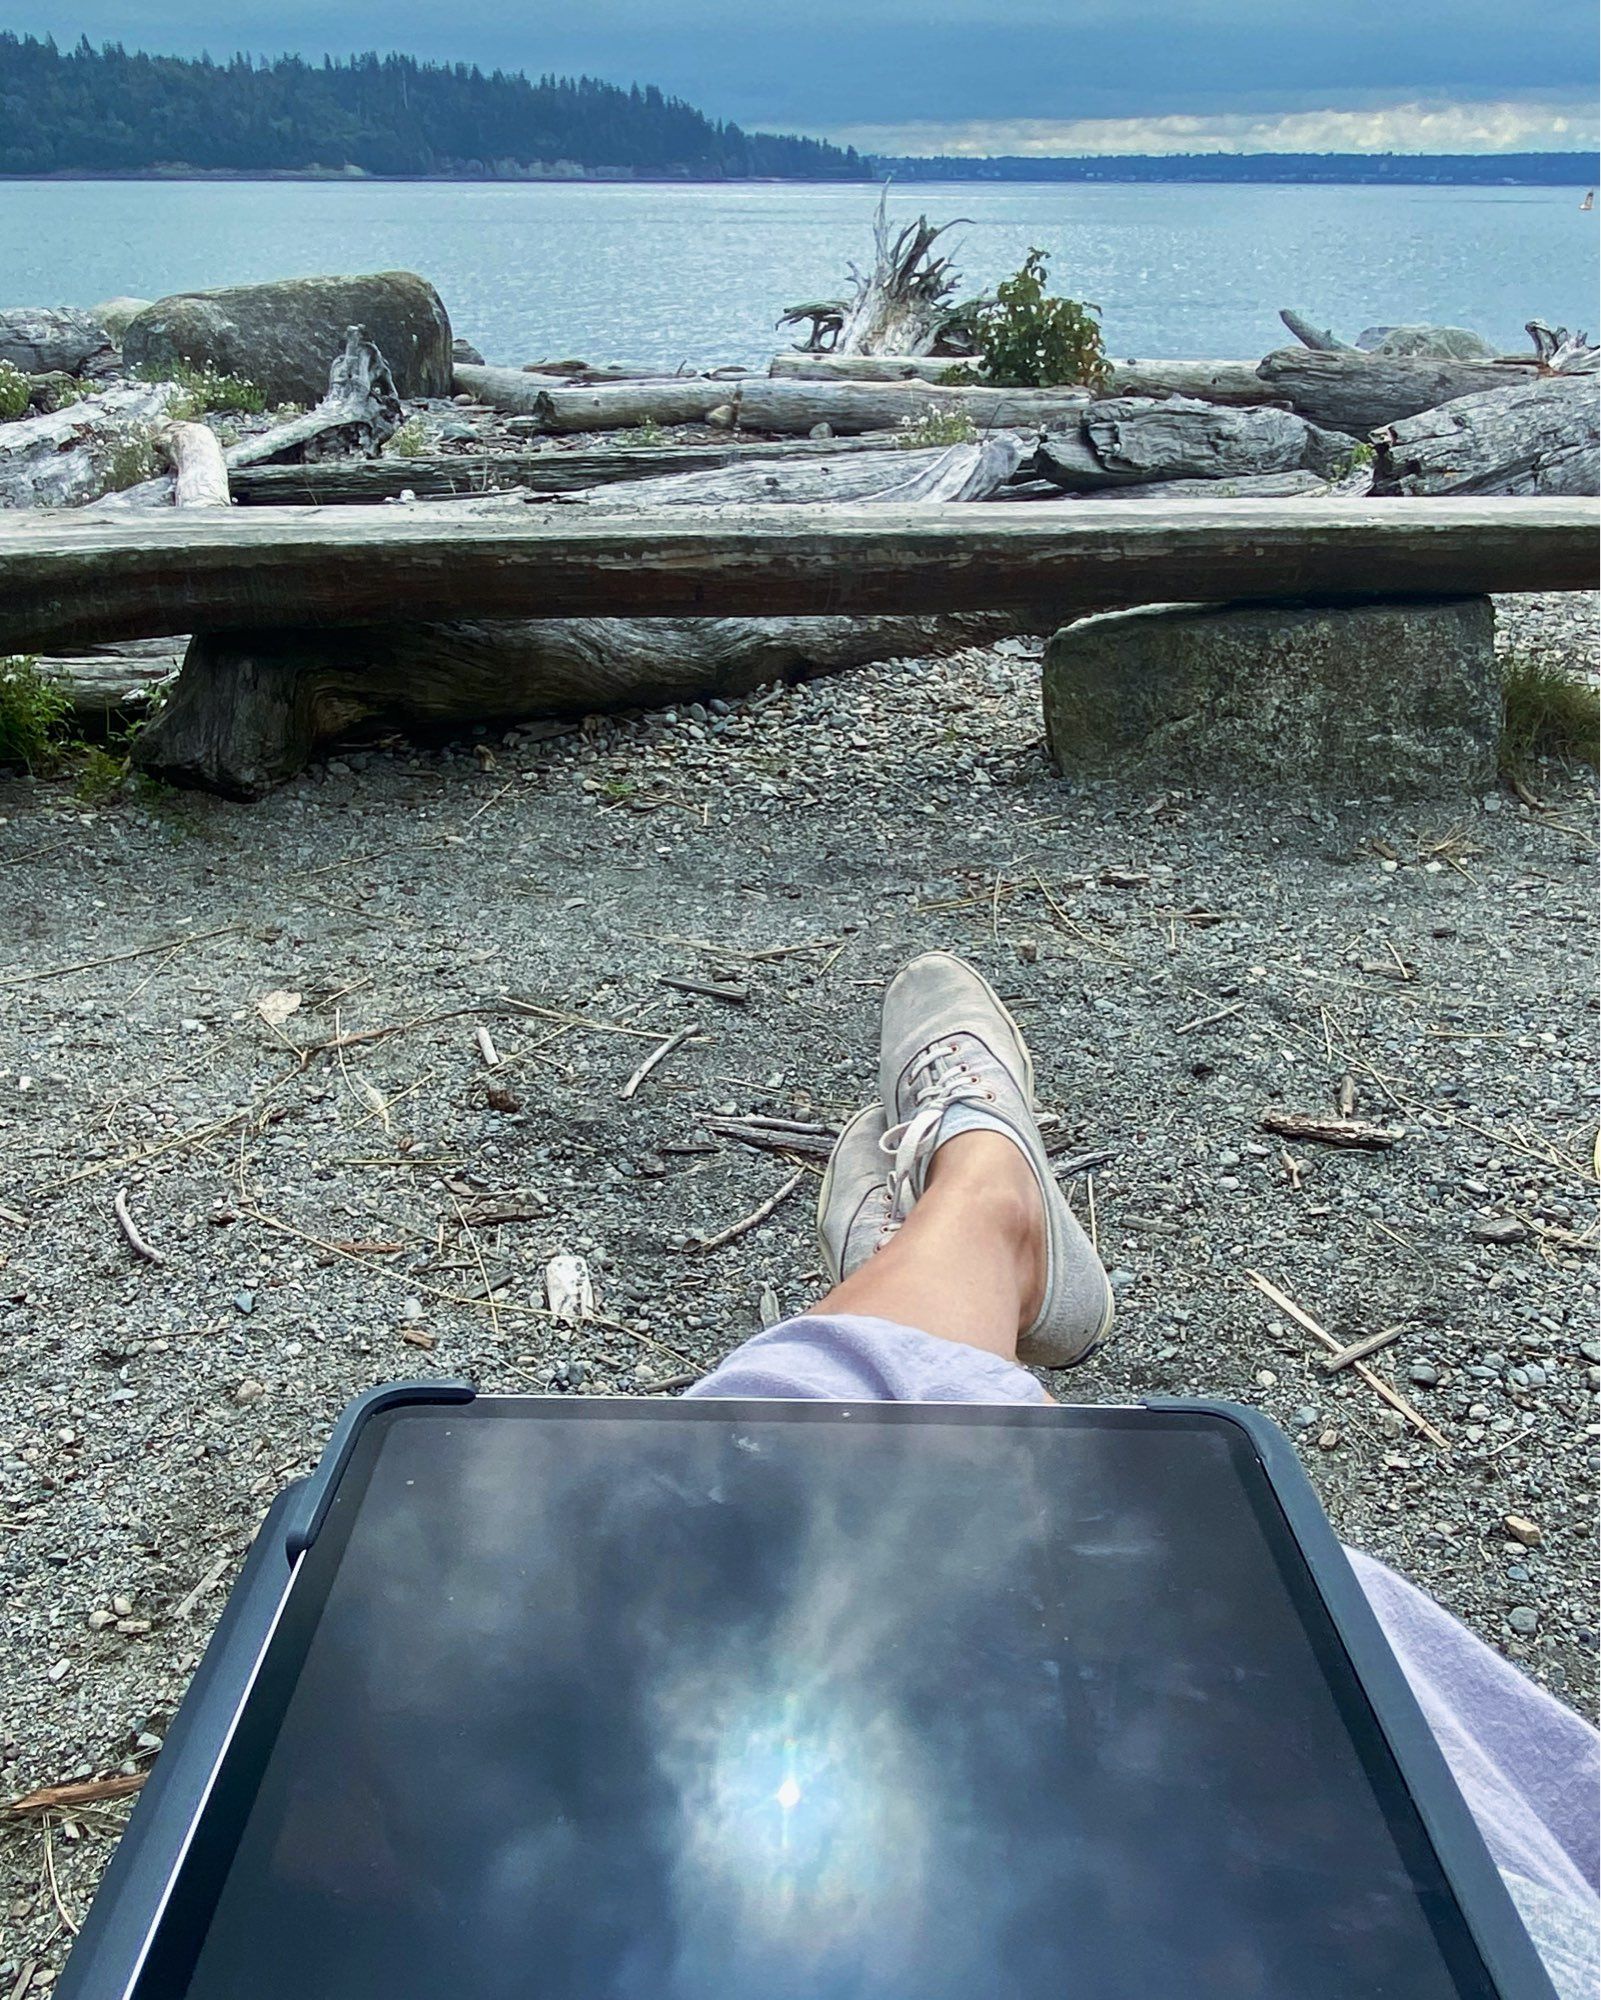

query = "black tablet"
[60,1389,1554,2000]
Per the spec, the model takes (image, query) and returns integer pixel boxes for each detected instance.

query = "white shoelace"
[879,1042,995,1222]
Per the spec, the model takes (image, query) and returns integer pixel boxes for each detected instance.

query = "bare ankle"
[924,1131,1046,1328]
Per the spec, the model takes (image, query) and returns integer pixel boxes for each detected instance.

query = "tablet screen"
[141,1403,1496,1999]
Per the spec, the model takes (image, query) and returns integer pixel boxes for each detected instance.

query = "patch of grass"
[102,423,165,493]
[895,403,979,448]
[615,419,668,447]
[136,359,266,418]
[0,359,30,422]
[1499,654,1600,779]
[384,415,432,457]
[74,744,132,803]
[0,656,74,770]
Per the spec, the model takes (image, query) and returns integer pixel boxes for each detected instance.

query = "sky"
[16,0,1601,156]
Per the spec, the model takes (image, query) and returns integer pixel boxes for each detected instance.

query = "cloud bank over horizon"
[831,98,1601,159]
[9,1,1598,155]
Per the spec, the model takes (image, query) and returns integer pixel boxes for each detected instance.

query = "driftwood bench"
[2,497,1593,797]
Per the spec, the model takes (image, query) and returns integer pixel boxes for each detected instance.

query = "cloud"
[828,98,1601,157]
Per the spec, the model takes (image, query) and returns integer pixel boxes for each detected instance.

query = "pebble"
[1470,1217,1528,1245]
[1408,1362,1441,1387]
[1504,1515,1543,1548]
[233,1290,255,1315]
[232,1379,265,1406]
[1507,1607,1539,1635]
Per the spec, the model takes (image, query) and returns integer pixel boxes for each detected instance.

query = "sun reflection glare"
[775,1776,802,1811]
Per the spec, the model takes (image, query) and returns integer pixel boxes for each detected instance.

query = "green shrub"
[0,657,74,770]
[0,360,30,423]
[977,249,1109,391]
[384,415,432,457]
[1499,654,1600,779]
[135,359,266,417]
[895,403,979,448]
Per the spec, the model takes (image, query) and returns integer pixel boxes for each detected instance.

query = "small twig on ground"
[502,996,663,1040]
[642,1368,703,1393]
[1321,1325,1405,1373]
[174,1552,232,1622]
[3,1773,147,1820]
[451,1196,503,1342]
[475,1024,501,1069]
[658,974,749,1005]
[112,1187,165,1265]
[700,1114,837,1161]
[621,1023,701,1101]
[1259,1109,1399,1151]
[0,923,249,991]
[42,1827,79,1936]
[1246,1270,1448,1450]
[692,1169,805,1253]
[1086,1172,1099,1255]
[1176,999,1246,1036]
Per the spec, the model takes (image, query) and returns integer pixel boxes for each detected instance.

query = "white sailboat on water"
[1582,190,1595,211]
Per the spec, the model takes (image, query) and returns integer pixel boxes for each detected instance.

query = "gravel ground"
[1,590,1596,1981]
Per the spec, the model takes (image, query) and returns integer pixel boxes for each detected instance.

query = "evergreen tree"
[0,33,868,180]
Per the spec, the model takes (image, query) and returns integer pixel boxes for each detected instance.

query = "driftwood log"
[131,613,1031,796]
[515,359,724,382]
[224,327,401,468]
[1371,376,1600,497]
[453,367,731,428]
[1033,397,1350,490]
[2,500,1593,656]
[0,383,179,509]
[833,198,969,356]
[229,434,910,504]
[1279,310,1356,353]
[1255,348,1539,434]
[0,307,117,378]
[455,365,1092,438]
[732,378,1089,438]
[768,354,1287,407]
[570,437,1026,510]
[33,639,185,731]
[770,354,979,383]
[92,421,232,512]
[1064,468,1344,502]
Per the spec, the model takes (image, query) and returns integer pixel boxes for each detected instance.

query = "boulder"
[1371,325,1499,362]
[122,272,452,406]
[0,306,116,377]
[452,335,487,366]
[1043,598,1500,793]
[92,296,154,341]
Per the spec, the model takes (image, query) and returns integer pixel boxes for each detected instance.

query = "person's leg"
[807,1129,1044,1362]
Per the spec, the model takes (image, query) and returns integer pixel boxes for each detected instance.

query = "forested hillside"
[0,34,867,180]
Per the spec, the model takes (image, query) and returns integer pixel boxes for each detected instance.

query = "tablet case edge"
[1143,1396,1559,2000]
[56,1380,478,2000]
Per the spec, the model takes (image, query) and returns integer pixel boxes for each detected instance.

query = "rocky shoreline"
[0,258,1596,1988]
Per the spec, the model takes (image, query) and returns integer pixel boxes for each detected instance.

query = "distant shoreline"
[3,164,1596,190]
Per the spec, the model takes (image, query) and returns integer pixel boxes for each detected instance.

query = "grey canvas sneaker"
[816,1102,900,1286]
[877,951,1114,1368]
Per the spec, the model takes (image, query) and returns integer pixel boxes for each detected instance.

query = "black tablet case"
[55,1385,1558,2000]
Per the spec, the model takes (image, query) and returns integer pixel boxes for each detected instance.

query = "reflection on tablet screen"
[158,1408,1493,2000]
